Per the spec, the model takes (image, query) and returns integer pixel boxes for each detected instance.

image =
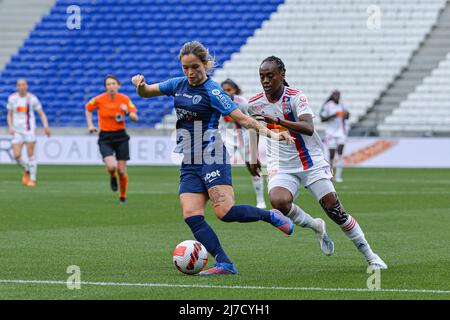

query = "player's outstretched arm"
[229,109,295,144]
[131,74,164,98]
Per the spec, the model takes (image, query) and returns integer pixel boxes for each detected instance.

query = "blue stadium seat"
[0,0,283,127]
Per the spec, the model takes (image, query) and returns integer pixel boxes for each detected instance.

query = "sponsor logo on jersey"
[251,104,265,113]
[16,106,28,113]
[175,108,199,121]
[282,97,292,114]
[211,89,233,110]
[175,93,193,99]
[192,95,202,104]
[267,124,287,132]
[298,95,308,109]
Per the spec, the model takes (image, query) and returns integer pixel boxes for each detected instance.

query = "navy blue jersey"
[159,76,238,164]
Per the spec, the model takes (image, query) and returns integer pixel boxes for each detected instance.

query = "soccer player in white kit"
[248,57,387,269]
[220,79,266,209]
[6,79,51,187]
[320,90,349,182]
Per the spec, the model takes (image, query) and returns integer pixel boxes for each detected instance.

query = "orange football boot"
[27,180,37,187]
[22,171,30,185]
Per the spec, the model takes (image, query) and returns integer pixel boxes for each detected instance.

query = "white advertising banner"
[1,135,450,168]
[340,137,450,168]
[0,135,181,165]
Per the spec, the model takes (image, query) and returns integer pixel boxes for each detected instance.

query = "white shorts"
[325,135,347,150]
[12,131,36,144]
[268,166,335,201]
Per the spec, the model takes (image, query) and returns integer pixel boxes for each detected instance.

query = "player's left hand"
[246,160,262,177]
[277,131,295,144]
[44,127,51,137]
[132,74,146,88]
[343,110,350,119]
[120,104,129,114]
[252,114,278,124]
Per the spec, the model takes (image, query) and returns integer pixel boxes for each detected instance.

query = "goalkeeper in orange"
[85,75,138,203]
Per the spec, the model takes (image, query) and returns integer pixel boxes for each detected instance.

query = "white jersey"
[220,95,249,161]
[247,87,329,174]
[232,95,249,114]
[6,92,42,133]
[319,101,349,138]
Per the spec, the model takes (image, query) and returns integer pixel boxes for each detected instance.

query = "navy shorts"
[179,163,233,194]
[98,130,130,161]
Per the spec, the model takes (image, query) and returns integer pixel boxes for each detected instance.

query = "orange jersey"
[85,93,137,132]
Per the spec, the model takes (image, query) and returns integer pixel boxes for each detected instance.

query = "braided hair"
[261,56,290,87]
[221,79,242,95]
[323,90,341,106]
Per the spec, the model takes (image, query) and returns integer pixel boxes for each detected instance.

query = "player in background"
[85,75,138,204]
[132,41,295,275]
[220,79,266,209]
[6,78,51,187]
[248,56,387,269]
[319,90,350,182]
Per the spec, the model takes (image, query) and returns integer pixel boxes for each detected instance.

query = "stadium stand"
[0,0,283,128]
[208,0,449,134]
[0,0,56,70]
[378,52,450,135]
[1,0,449,135]
[356,1,450,135]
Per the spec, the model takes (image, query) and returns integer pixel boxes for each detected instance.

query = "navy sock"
[185,215,231,264]
[221,204,272,223]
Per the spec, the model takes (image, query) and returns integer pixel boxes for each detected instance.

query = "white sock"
[16,158,28,171]
[334,155,344,179]
[340,215,375,260]
[252,176,265,204]
[28,157,37,181]
[287,204,319,231]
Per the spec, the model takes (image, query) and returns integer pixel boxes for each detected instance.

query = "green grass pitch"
[0,165,449,300]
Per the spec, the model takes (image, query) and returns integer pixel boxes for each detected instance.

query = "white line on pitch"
[0,279,449,294]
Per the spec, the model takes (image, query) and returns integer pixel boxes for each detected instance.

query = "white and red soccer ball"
[173,240,208,275]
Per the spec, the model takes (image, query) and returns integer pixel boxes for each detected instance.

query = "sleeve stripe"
[248,92,264,103]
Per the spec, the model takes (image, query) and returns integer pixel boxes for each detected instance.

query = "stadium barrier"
[0,135,449,168]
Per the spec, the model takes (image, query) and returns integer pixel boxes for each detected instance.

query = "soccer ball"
[173,240,208,275]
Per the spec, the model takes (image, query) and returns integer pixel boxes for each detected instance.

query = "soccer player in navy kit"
[132,41,295,275]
